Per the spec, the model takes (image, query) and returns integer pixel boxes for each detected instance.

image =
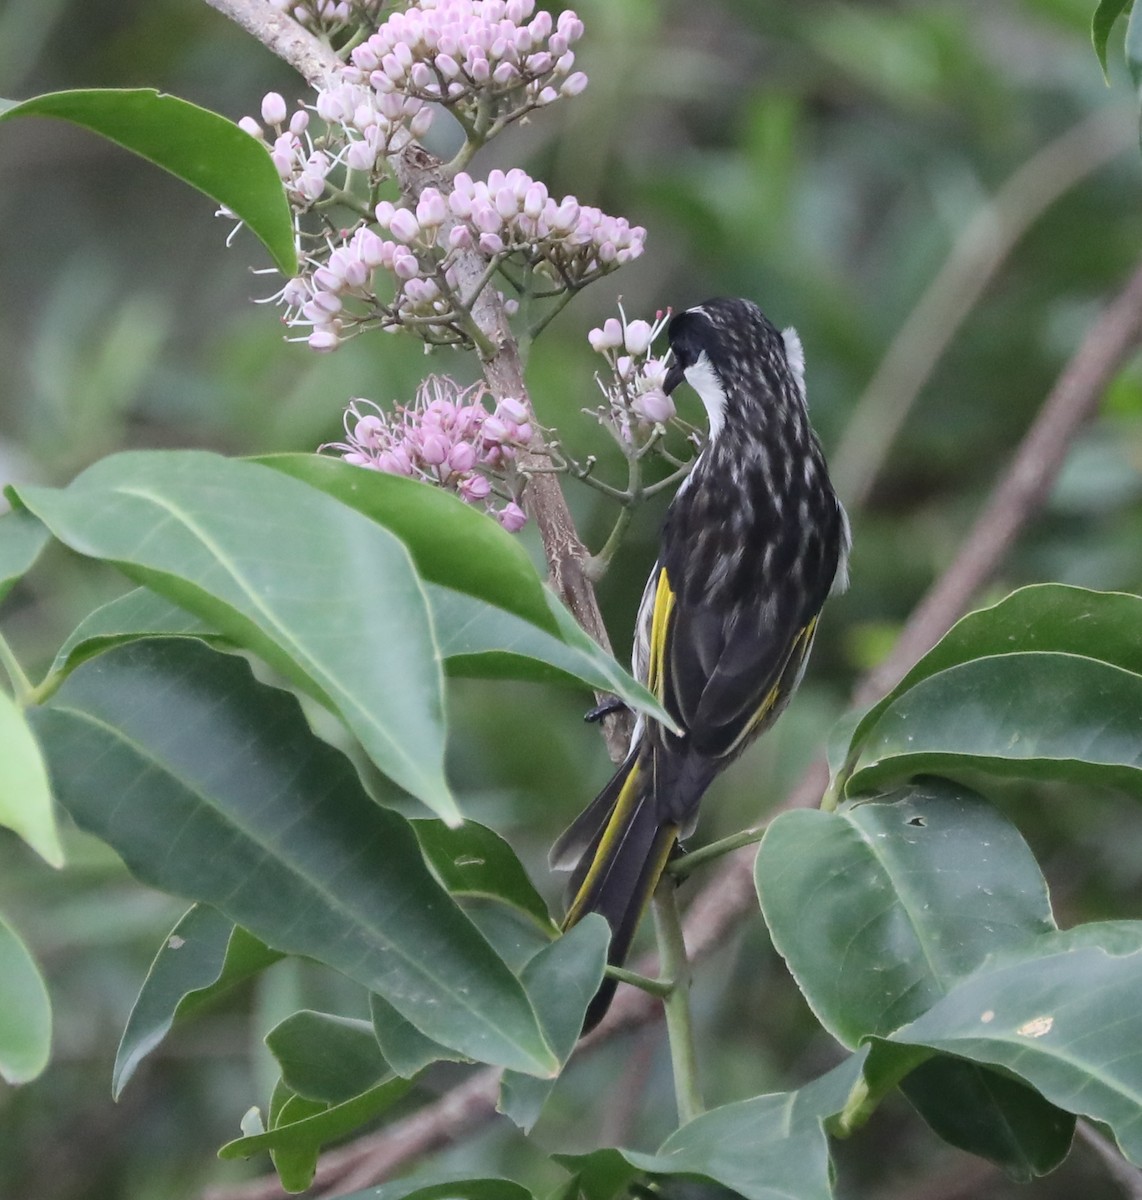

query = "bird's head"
[663,297,806,440]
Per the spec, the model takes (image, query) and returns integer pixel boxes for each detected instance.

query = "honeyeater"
[552,297,850,1030]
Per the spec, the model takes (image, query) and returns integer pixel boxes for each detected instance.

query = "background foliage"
[1,1,1141,1198]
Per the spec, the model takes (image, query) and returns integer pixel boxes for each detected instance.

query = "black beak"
[664,359,686,395]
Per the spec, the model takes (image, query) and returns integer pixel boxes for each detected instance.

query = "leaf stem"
[604,963,673,999]
[667,824,768,879]
[652,878,703,1124]
[0,630,33,705]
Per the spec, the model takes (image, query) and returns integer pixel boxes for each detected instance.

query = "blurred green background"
[2,1,1141,1197]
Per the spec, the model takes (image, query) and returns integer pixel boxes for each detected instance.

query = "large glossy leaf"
[499,916,610,1132]
[31,638,557,1077]
[0,687,64,867]
[617,1054,866,1200]
[756,780,1055,1046]
[0,508,50,602]
[847,653,1142,800]
[218,1076,412,1191]
[0,910,52,1084]
[266,1010,387,1105]
[115,905,283,1098]
[414,818,552,926]
[885,945,1142,1166]
[369,991,465,1079]
[0,89,296,274]
[261,455,673,726]
[51,587,217,679]
[13,450,457,822]
[257,454,559,633]
[841,586,1142,785]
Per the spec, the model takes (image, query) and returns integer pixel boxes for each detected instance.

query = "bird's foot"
[583,696,628,724]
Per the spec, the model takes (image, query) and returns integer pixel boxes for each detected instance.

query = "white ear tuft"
[781,326,806,400]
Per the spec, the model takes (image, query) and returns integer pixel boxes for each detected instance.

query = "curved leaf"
[1093,0,1134,80]
[887,946,1142,1166]
[0,687,64,867]
[266,1011,386,1105]
[370,992,465,1079]
[51,587,217,679]
[0,89,296,274]
[848,652,1142,800]
[14,450,458,822]
[413,818,552,926]
[0,910,51,1084]
[756,780,1055,1046]
[114,905,282,1099]
[218,1075,412,1190]
[32,638,556,1077]
[844,585,1142,779]
[0,508,50,603]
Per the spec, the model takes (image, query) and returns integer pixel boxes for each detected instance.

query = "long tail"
[553,750,679,1032]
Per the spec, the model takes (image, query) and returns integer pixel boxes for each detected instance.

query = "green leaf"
[1094,0,1134,80]
[0,688,64,867]
[621,1054,866,1200]
[499,916,610,1132]
[256,454,558,633]
[0,910,52,1084]
[13,450,458,822]
[32,638,557,1077]
[369,991,466,1079]
[219,1075,412,1191]
[844,585,1142,778]
[551,1150,642,1200]
[51,587,217,679]
[0,508,50,603]
[0,89,296,274]
[1128,1,1142,94]
[414,818,552,926]
[114,905,282,1098]
[898,1056,1074,1181]
[886,945,1142,1166]
[259,456,675,729]
[757,779,1055,1046]
[847,653,1142,800]
[266,1010,387,1105]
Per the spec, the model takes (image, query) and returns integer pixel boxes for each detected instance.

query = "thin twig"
[201,0,343,85]
[831,103,1135,510]
[204,256,1142,1200]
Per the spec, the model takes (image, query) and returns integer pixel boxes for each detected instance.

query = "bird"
[551,297,850,1031]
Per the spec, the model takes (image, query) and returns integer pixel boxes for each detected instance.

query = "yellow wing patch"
[734,616,820,752]
[647,566,676,701]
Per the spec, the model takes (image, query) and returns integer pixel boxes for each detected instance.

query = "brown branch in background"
[202,0,343,83]
[830,103,1135,510]
[207,255,1142,1200]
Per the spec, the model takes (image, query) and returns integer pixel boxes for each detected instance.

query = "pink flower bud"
[346,140,377,172]
[238,116,263,138]
[356,229,387,267]
[503,297,520,316]
[494,187,518,220]
[447,442,477,472]
[308,329,340,351]
[497,502,528,532]
[374,200,396,226]
[392,248,420,279]
[497,396,529,423]
[538,85,558,104]
[529,10,553,40]
[449,225,473,250]
[436,53,461,78]
[482,416,509,444]
[460,473,492,502]
[479,233,505,256]
[261,92,288,126]
[416,189,447,228]
[354,414,385,448]
[409,106,435,139]
[388,208,421,243]
[632,387,676,425]
[492,62,516,86]
[290,109,309,134]
[523,181,547,218]
[560,71,588,96]
[421,431,450,466]
[623,319,654,356]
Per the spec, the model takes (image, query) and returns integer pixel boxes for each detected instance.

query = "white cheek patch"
[684,351,727,441]
[782,326,806,402]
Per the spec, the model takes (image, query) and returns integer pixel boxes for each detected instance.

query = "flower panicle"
[321,375,536,530]
[587,305,676,444]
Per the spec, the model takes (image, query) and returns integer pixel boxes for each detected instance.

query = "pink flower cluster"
[588,307,676,441]
[270,0,385,33]
[345,0,587,133]
[323,376,531,530]
[278,165,642,349]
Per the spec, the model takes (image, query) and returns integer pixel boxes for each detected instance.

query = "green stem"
[526,285,578,342]
[0,629,33,705]
[653,878,703,1124]
[584,502,632,581]
[604,963,673,999]
[666,823,768,879]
